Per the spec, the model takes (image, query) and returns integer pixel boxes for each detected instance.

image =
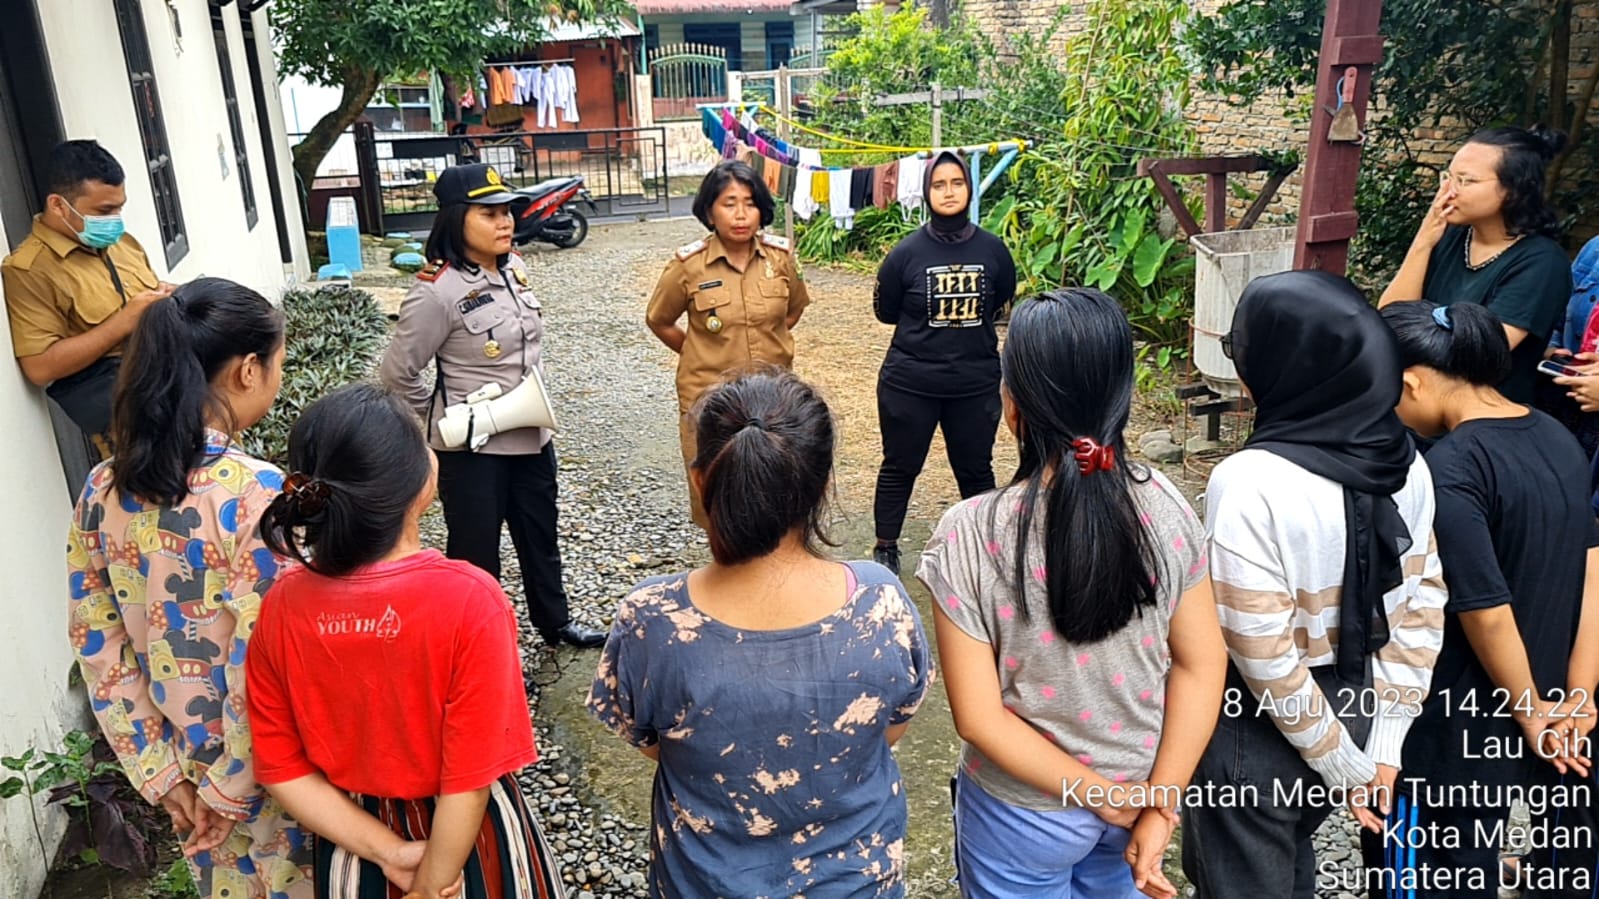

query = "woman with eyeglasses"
[66,278,313,898]
[1378,126,1571,404]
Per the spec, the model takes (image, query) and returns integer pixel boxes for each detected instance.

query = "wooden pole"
[931,81,943,150]
[778,63,794,243]
[1292,0,1385,274]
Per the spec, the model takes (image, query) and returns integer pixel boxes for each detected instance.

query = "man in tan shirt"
[3,140,173,444]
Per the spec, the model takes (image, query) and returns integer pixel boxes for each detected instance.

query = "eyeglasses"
[1220,332,1235,359]
[1443,171,1494,189]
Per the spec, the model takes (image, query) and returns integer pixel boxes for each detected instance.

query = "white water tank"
[1189,227,1295,397]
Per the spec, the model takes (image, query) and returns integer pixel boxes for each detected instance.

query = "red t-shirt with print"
[247,549,537,798]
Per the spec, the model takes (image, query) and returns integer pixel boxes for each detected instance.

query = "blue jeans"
[954,770,1139,899]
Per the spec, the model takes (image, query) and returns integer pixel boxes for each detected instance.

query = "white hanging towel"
[829,168,855,230]
[896,157,926,220]
[560,65,580,123]
[537,66,560,128]
[791,148,823,221]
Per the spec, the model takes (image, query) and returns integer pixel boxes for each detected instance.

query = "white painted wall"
[0,3,310,895]
[37,0,308,292]
[0,332,81,899]
[279,76,361,177]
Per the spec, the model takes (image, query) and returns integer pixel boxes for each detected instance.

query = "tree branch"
[290,66,383,191]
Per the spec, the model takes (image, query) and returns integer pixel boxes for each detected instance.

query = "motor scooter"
[511,175,597,248]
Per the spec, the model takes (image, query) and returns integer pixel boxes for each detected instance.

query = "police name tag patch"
[697,280,724,291]
[456,292,494,315]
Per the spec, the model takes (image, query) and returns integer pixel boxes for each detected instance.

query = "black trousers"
[1182,665,1373,899]
[873,380,1001,543]
[435,445,570,633]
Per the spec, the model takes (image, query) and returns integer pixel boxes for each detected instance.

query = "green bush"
[241,286,389,466]
[797,0,1199,351]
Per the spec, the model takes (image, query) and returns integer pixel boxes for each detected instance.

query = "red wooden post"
[1293,0,1385,274]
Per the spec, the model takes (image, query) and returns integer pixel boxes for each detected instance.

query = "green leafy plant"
[797,0,1199,363]
[148,857,199,899]
[241,286,390,466]
[1184,0,1593,286]
[2,731,164,876]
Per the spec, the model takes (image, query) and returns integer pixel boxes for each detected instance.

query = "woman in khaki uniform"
[647,160,810,527]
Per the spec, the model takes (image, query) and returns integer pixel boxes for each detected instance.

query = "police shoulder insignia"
[417,260,449,282]
[676,238,707,261]
[759,232,791,252]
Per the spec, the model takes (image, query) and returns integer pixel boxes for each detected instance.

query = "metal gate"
[353,122,669,235]
[649,43,728,121]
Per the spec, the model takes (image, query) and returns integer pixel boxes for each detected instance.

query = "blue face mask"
[63,202,125,249]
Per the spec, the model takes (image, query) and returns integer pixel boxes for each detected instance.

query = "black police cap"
[433,164,520,207]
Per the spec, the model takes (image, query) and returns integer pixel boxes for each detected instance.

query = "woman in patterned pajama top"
[67,278,311,898]
[588,368,934,897]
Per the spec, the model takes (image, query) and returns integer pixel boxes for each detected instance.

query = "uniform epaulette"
[417,260,448,282]
[759,232,791,252]
[676,238,707,261]
[3,238,45,272]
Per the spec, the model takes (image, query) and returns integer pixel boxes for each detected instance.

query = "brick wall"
[960,0,1599,243]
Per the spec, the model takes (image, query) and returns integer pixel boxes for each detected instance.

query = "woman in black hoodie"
[871,151,1018,574]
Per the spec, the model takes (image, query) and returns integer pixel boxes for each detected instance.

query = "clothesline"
[698,104,1026,229]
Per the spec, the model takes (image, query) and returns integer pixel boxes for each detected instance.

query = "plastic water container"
[1189,227,1295,397]
[325,197,364,273]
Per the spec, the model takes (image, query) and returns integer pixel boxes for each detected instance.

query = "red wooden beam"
[1293,0,1385,274]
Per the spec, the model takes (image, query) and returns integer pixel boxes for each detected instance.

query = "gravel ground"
[378,219,1522,899]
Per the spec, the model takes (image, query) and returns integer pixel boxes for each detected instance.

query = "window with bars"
[211,8,258,229]
[113,0,187,265]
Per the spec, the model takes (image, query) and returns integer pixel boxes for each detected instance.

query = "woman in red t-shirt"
[246,383,557,899]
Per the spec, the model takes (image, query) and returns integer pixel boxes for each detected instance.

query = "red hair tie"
[1071,438,1116,475]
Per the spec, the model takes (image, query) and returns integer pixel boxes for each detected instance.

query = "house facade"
[0,2,308,895]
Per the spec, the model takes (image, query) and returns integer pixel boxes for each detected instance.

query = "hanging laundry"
[873,162,898,210]
[516,67,542,105]
[488,67,515,106]
[810,169,830,206]
[850,168,874,212]
[897,156,927,220]
[792,166,818,220]
[762,156,781,195]
[778,164,796,204]
[830,169,855,231]
[537,65,561,128]
[736,144,756,168]
[558,65,580,123]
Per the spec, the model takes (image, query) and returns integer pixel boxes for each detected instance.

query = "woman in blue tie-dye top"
[587,368,933,897]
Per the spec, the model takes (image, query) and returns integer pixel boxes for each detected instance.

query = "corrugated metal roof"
[544,16,641,40]
[634,0,796,14]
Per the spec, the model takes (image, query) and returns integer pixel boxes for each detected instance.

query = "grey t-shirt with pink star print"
[917,468,1208,811]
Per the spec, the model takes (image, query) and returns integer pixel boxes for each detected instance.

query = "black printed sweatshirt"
[872,224,1018,397]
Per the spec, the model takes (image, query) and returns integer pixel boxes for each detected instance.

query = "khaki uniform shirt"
[646,231,810,409]
[2,216,161,358]
[380,254,552,456]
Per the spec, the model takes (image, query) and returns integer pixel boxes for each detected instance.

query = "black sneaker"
[873,543,901,576]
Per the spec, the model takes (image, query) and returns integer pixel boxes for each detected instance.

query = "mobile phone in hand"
[1538,358,1585,378]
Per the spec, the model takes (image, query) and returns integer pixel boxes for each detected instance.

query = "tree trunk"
[927,0,951,29]
[290,66,383,191]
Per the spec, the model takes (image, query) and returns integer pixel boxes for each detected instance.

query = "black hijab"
[1232,270,1416,682]
[924,150,977,244]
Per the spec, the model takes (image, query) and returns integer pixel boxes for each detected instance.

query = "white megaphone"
[437,371,558,451]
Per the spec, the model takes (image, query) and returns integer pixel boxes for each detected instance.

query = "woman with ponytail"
[1373,300,1598,897]
[1182,272,1446,899]
[919,288,1224,898]
[66,278,312,898]
[248,384,560,899]
[587,368,932,897]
